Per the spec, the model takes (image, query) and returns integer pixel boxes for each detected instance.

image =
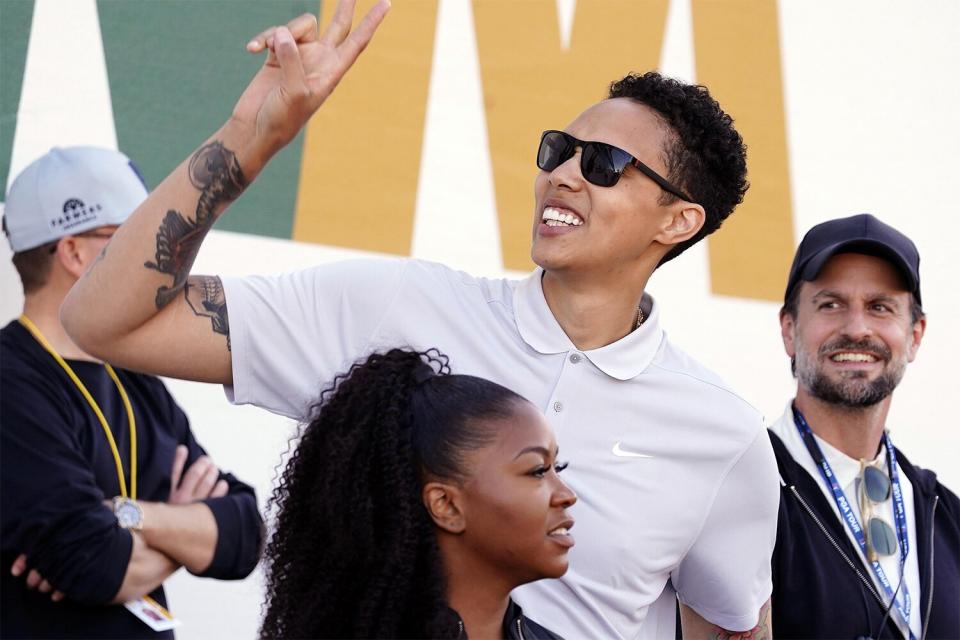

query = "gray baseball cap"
[3,146,148,252]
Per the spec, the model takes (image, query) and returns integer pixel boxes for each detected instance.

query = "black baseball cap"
[784,213,921,305]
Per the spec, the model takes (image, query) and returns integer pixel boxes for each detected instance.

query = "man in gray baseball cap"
[3,146,149,301]
[1,147,263,638]
[4,146,149,251]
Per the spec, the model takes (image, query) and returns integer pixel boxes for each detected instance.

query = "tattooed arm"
[679,600,772,640]
[61,1,390,383]
[61,136,244,383]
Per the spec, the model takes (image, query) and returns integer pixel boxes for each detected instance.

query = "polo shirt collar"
[513,268,663,381]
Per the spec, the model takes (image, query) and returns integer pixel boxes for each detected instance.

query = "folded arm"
[12,461,258,601]
[111,532,179,604]
[138,502,219,575]
[12,518,181,606]
[2,371,260,604]
[157,400,264,579]
[1,390,174,605]
[139,470,262,579]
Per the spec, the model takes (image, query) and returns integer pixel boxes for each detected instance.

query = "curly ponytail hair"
[260,348,524,639]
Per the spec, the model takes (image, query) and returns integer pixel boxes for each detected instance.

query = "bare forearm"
[111,531,179,604]
[680,599,772,640]
[139,502,220,575]
[61,120,262,380]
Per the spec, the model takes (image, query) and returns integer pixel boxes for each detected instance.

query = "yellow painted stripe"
[473,0,671,271]
[293,0,439,254]
[693,0,794,301]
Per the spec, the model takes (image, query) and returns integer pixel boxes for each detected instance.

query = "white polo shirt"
[223,258,779,639]
[769,405,921,638]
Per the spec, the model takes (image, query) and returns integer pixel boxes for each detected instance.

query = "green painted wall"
[1,0,35,192]
[99,0,318,239]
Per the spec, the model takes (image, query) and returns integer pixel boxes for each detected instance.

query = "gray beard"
[798,364,902,408]
[794,338,907,409]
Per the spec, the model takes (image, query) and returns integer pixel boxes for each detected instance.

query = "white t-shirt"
[223,259,780,638]
[769,405,921,639]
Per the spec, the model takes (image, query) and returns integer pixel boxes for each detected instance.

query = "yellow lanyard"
[18,315,137,499]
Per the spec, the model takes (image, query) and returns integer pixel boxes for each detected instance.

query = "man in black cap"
[768,213,959,639]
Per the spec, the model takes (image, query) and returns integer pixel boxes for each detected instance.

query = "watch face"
[114,499,142,529]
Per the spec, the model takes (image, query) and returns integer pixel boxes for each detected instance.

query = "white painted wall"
[2,1,958,638]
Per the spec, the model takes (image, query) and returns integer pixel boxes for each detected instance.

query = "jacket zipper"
[920,495,939,640]
[789,485,887,608]
[515,616,525,640]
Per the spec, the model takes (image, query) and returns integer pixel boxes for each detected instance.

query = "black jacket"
[1,320,263,638]
[449,598,563,640]
[769,430,960,640]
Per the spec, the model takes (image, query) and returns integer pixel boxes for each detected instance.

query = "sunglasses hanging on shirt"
[791,406,915,640]
[859,459,898,561]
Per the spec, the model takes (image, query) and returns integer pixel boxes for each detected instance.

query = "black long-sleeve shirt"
[1,320,263,638]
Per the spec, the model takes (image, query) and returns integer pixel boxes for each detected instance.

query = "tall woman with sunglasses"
[62,2,779,637]
[259,349,576,639]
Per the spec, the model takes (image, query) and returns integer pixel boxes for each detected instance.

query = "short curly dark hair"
[608,72,749,265]
[260,348,525,639]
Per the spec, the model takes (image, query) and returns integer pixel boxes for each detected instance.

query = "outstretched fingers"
[233,0,390,154]
[322,0,359,46]
[336,0,391,66]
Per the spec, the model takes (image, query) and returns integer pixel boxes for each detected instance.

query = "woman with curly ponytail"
[260,348,576,639]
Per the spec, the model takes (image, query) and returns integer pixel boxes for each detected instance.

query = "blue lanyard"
[792,406,913,639]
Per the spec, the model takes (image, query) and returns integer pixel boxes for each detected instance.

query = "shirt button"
[553,401,563,413]
[569,353,581,364]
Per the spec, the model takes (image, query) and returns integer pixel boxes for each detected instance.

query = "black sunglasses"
[537,130,694,202]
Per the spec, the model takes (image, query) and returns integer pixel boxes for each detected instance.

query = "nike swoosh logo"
[612,441,654,459]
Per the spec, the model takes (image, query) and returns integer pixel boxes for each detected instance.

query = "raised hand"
[232,0,391,158]
[61,1,391,386]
